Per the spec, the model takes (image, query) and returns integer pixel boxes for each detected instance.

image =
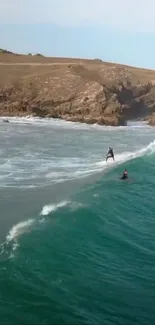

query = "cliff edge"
[1,51,155,126]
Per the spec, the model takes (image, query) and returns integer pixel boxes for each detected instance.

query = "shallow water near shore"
[0,116,155,324]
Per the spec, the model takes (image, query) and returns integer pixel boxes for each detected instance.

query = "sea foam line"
[95,139,155,172]
[0,200,69,258]
[43,139,155,181]
[0,218,36,258]
[0,115,151,131]
[63,139,155,180]
[6,218,35,243]
[0,138,154,189]
[40,200,69,216]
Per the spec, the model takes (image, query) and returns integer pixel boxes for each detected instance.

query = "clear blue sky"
[1,0,155,69]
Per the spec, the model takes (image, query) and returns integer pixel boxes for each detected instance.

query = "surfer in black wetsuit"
[121,169,128,180]
[106,147,115,161]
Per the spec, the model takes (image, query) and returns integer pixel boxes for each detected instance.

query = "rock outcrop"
[148,113,155,125]
[1,52,155,125]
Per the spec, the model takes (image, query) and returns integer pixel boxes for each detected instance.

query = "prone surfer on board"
[120,169,128,180]
[106,147,115,161]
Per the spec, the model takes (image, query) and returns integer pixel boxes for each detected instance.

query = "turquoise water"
[0,117,155,324]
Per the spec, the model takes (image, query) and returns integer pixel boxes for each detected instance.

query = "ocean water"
[0,116,155,324]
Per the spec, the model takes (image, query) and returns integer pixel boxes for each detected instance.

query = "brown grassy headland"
[1,49,155,126]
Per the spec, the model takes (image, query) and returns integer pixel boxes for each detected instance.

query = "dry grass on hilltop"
[1,51,155,125]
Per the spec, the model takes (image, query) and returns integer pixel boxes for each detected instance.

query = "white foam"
[127,120,149,128]
[40,200,69,216]
[6,218,35,242]
[1,139,155,188]
[0,116,154,188]
[0,115,151,131]
[0,115,92,129]
[95,139,155,173]
[63,139,155,180]
[0,218,36,258]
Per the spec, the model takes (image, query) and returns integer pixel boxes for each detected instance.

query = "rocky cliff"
[1,52,155,125]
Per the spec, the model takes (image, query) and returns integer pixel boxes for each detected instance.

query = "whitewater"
[0,116,155,325]
[0,116,154,188]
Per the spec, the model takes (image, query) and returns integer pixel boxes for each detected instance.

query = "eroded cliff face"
[1,54,155,125]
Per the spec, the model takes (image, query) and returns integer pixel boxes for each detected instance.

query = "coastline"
[0,115,151,131]
[1,52,155,126]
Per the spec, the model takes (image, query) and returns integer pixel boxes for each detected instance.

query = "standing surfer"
[106,147,115,161]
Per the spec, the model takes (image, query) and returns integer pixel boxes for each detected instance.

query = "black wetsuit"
[106,149,114,161]
[121,172,128,180]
